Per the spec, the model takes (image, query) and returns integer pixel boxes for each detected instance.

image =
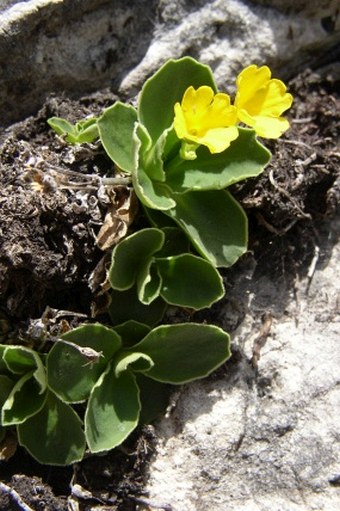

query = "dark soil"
[0,63,339,510]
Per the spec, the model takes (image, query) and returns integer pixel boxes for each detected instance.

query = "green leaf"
[3,346,37,374]
[143,206,177,228]
[156,227,189,257]
[109,287,166,327]
[98,102,138,172]
[85,365,140,453]
[137,259,162,305]
[157,254,225,309]
[136,373,172,424]
[109,228,164,291]
[166,190,247,267]
[141,127,171,183]
[47,117,77,138]
[74,118,99,143]
[112,320,151,347]
[61,323,122,360]
[47,342,106,404]
[0,375,14,410]
[3,346,46,393]
[47,324,121,403]
[138,57,217,143]
[114,352,154,377]
[132,124,175,210]
[1,372,46,426]
[165,128,271,192]
[0,345,11,376]
[47,117,98,144]
[18,391,85,465]
[135,323,231,384]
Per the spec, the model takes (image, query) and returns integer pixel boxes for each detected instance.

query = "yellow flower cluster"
[174,65,293,155]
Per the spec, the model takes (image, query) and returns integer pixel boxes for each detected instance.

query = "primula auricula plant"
[0,58,292,465]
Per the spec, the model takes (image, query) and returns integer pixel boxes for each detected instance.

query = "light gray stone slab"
[0,0,339,125]
[146,226,340,510]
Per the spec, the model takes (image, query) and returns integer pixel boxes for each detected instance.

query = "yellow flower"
[235,65,293,138]
[174,86,239,155]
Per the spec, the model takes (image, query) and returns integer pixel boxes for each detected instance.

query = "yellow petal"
[235,64,293,138]
[174,86,239,154]
[199,126,239,153]
[205,94,238,130]
[258,80,293,116]
[248,115,290,139]
[236,65,272,107]
[174,102,187,139]
[181,86,215,129]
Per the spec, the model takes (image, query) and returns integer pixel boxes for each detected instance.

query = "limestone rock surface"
[146,227,340,510]
[1,0,339,125]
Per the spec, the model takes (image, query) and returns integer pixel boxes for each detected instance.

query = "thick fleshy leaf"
[98,102,137,172]
[47,117,99,144]
[0,345,10,375]
[47,117,77,138]
[143,206,177,228]
[74,118,99,144]
[0,375,15,412]
[132,123,175,210]
[134,323,231,384]
[137,259,162,305]
[109,287,166,327]
[85,365,140,453]
[47,324,121,403]
[156,227,190,257]
[18,391,85,466]
[61,323,122,360]
[47,342,106,404]
[3,346,46,392]
[166,190,247,267]
[165,128,271,192]
[3,346,37,374]
[139,57,217,143]
[109,228,164,290]
[2,372,46,426]
[136,373,172,424]
[114,352,154,377]
[140,127,172,183]
[112,320,151,347]
[0,375,14,398]
[156,254,225,309]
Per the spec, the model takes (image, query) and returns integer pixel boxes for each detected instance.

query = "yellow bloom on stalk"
[235,65,293,138]
[174,86,239,156]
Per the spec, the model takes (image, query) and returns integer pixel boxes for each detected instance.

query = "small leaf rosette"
[96,57,289,268]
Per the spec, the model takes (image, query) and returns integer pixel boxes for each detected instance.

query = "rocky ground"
[0,63,339,510]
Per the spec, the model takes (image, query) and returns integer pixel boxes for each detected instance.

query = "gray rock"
[146,227,340,510]
[0,0,158,125]
[120,0,340,95]
[1,0,339,125]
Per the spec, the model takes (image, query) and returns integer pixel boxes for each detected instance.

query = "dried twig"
[278,138,314,150]
[256,212,298,236]
[305,245,320,295]
[0,481,34,511]
[251,312,273,369]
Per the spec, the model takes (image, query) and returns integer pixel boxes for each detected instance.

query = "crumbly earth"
[0,64,339,510]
